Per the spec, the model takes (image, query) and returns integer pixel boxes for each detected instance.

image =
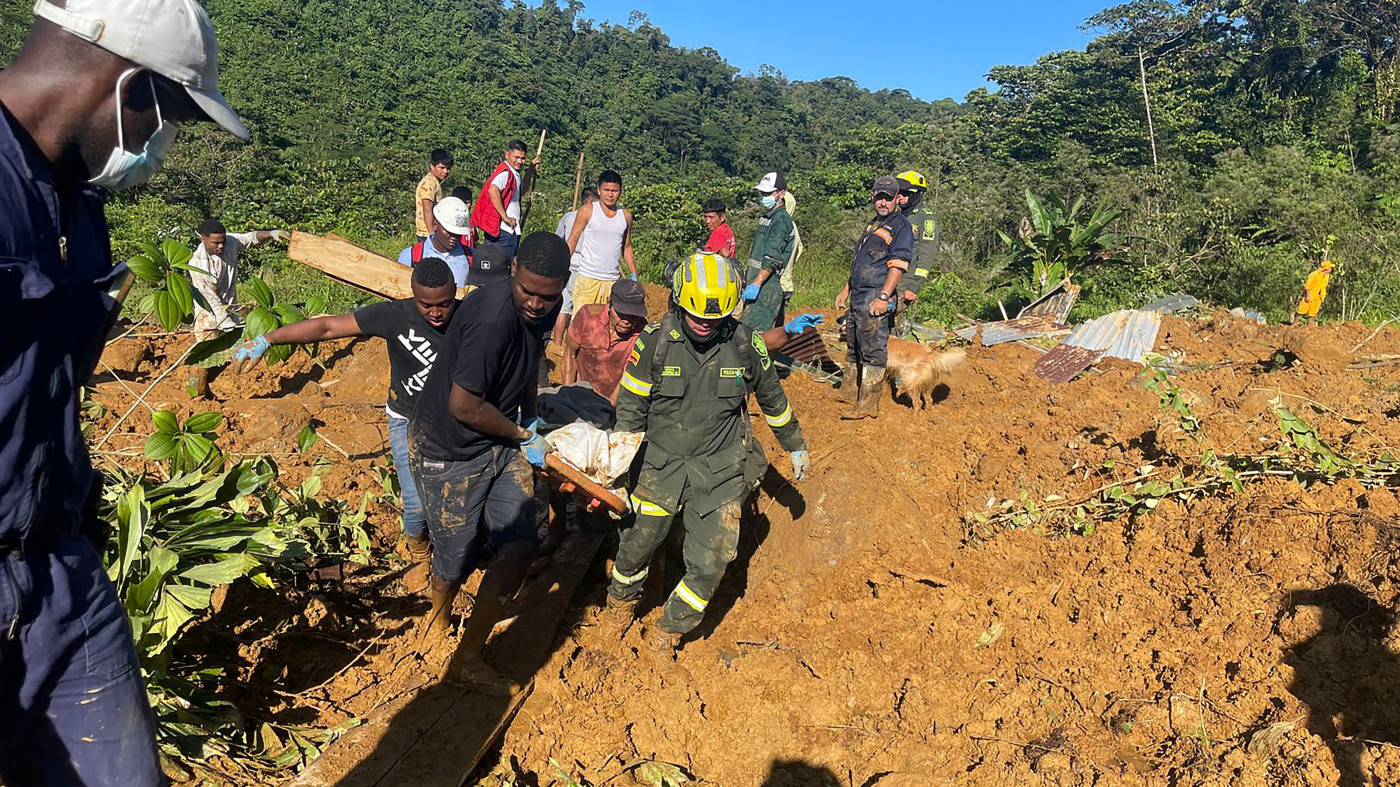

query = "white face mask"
[760,194,778,209]
[89,68,177,191]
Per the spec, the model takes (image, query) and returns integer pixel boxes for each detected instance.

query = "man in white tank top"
[565,170,638,314]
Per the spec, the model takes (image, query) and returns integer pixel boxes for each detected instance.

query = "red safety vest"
[469,161,517,240]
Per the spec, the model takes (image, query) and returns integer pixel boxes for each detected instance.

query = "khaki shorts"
[572,275,614,311]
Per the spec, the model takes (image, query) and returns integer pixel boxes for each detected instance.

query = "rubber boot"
[402,533,432,594]
[842,366,885,420]
[416,575,459,650]
[836,365,859,403]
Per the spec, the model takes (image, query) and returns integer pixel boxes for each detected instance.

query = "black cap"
[470,243,511,285]
[871,175,900,197]
[609,279,648,318]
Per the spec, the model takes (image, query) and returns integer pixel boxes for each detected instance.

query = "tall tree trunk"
[1138,47,1160,169]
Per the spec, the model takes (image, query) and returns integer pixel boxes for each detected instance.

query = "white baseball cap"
[432,196,472,235]
[754,171,787,193]
[33,0,248,141]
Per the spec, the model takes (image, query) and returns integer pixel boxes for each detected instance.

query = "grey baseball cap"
[34,0,248,141]
[871,175,901,197]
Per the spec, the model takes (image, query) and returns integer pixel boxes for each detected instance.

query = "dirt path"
[94,312,1400,785]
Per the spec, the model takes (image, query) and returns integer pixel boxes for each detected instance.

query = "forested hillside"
[3,0,1397,323]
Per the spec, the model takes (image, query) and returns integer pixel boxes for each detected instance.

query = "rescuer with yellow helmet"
[609,252,810,648]
[894,170,939,335]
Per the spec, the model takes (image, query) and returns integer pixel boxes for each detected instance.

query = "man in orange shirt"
[562,279,648,403]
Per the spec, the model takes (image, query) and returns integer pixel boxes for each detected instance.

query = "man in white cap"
[740,171,796,332]
[397,195,475,289]
[0,1,245,782]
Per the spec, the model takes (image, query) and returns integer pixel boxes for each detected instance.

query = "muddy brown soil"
[93,310,1400,786]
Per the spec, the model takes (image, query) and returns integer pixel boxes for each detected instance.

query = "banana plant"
[998,189,1126,298]
[126,239,211,330]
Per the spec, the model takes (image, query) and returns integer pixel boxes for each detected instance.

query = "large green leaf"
[149,589,197,655]
[184,412,224,434]
[153,290,182,330]
[127,253,162,283]
[152,409,180,435]
[245,306,278,339]
[145,432,180,461]
[244,277,274,310]
[185,329,241,366]
[181,554,261,586]
[114,484,149,592]
[129,545,179,616]
[160,238,193,267]
[165,583,214,609]
[166,271,194,319]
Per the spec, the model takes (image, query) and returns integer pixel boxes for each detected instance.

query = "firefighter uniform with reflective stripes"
[609,312,806,634]
[902,206,938,297]
[847,212,914,368]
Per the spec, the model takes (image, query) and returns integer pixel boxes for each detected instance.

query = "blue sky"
[562,0,1111,101]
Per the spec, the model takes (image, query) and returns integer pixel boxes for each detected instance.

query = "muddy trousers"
[412,444,538,585]
[0,537,164,786]
[607,488,743,636]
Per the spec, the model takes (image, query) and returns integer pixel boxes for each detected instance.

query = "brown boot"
[842,366,885,420]
[402,533,432,594]
[416,575,459,649]
[836,364,859,403]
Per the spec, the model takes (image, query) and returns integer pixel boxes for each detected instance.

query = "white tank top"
[573,203,628,280]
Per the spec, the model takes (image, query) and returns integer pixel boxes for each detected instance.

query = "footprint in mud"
[1282,583,1400,786]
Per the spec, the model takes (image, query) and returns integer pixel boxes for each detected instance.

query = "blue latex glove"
[233,334,271,363]
[784,313,824,334]
[521,429,552,467]
[742,283,761,302]
[790,449,811,481]
[630,271,638,281]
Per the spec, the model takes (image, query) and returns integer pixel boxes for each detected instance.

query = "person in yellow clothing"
[1293,259,1335,323]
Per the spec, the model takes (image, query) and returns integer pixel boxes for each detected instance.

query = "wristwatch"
[877,292,892,301]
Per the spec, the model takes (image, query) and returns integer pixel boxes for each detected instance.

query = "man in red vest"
[471,139,539,259]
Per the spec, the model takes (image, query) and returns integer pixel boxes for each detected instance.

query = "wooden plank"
[288,231,412,301]
[295,529,607,786]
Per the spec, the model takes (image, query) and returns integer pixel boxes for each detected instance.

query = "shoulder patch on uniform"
[924,219,938,236]
[669,328,681,340]
[750,330,772,370]
[643,323,660,335]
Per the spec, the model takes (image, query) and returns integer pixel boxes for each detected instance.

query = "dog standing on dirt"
[883,338,966,410]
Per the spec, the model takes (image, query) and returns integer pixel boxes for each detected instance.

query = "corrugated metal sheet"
[953,323,980,342]
[1019,282,1082,323]
[1034,345,1105,383]
[781,329,831,364]
[1142,293,1200,314]
[1062,309,1161,363]
[980,315,1070,346]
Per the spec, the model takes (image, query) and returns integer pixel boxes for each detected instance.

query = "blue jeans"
[0,536,164,786]
[387,415,427,539]
[411,444,537,584]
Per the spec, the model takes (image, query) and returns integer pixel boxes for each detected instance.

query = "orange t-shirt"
[569,304,642,400]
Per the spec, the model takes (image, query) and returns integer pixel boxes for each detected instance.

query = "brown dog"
[884,338,966,410]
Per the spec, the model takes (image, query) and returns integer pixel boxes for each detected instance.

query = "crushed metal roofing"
[980,315,1069,346]
[1062,309,1162,364]
[1142,293,1200,314]
[1034,345,1105,383]
[1019,282,1082,323]
[779,328,832,364]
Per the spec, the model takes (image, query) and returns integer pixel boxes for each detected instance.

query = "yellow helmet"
[674,252,740,319]
[896,170,927,193]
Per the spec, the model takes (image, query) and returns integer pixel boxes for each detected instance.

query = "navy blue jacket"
[849,211,914,295]
[0,106,124,547]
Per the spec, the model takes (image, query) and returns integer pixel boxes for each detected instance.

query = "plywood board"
[287,231,413,301]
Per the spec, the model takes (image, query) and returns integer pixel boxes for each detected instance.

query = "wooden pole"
[571,150,585,210]
[521,129,548,226]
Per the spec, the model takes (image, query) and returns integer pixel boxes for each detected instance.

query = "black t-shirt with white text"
[353,298,452,417]
[412,281,557,461]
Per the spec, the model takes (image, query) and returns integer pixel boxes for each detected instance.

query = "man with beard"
[409,232,568,692]
[834,176,913,419]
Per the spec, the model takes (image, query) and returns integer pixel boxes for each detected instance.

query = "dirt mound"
[90,311,1400,785]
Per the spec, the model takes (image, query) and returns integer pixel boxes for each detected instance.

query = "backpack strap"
[411,241,426,264]
[649,313,675,384]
